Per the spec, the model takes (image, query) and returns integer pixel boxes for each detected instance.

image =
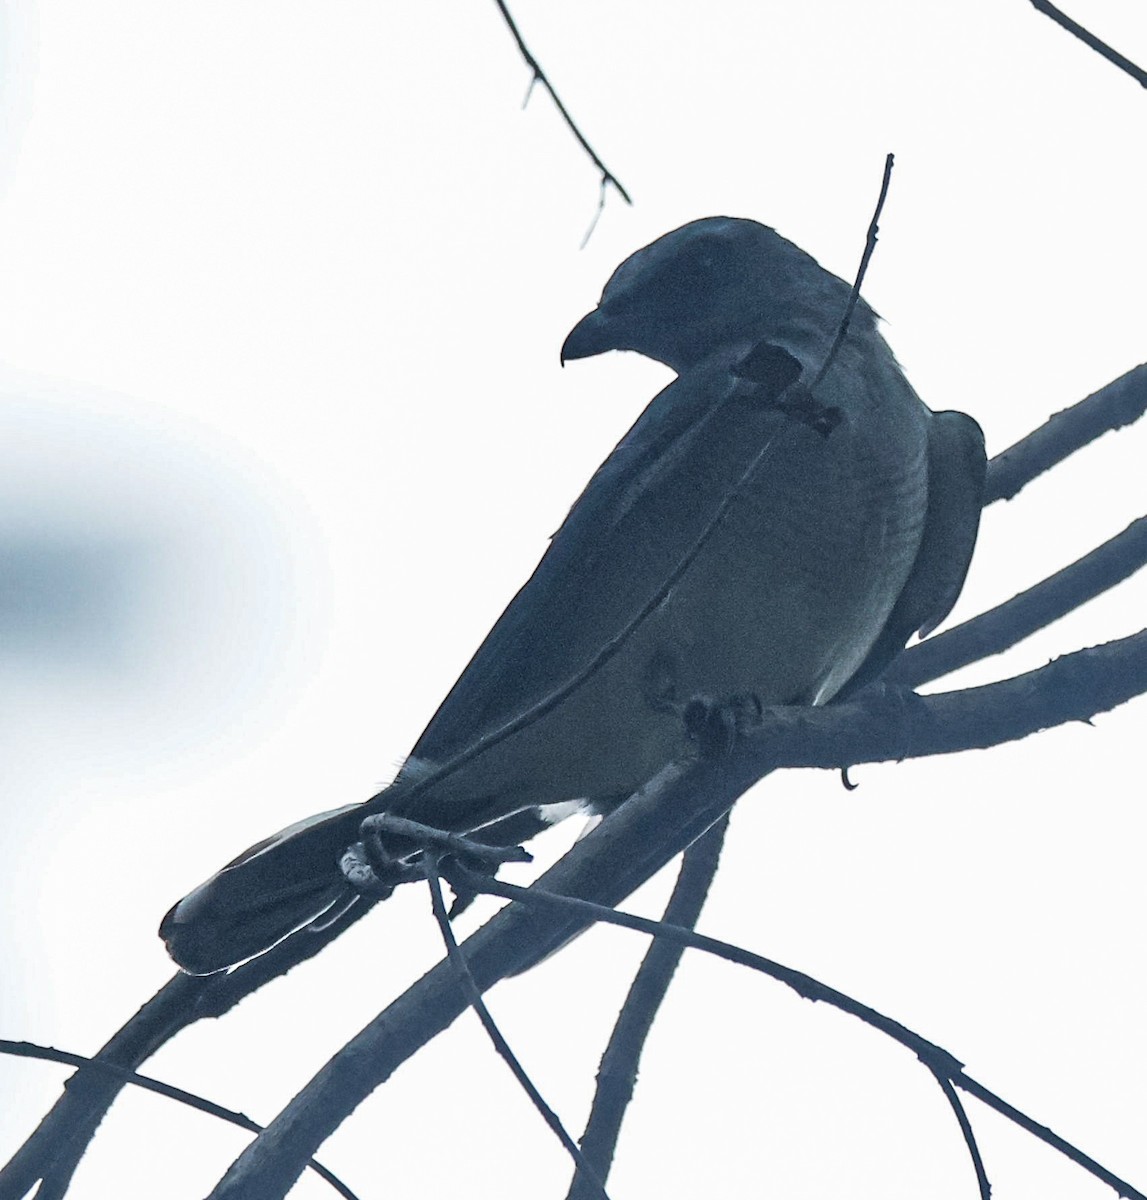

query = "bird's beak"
[560,308,616,365]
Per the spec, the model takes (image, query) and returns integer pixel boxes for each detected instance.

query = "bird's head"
[562,217,866,375]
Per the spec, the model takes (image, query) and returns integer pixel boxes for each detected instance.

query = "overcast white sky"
[1,2,1146,1198]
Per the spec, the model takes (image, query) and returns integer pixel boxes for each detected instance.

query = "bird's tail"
[159,802,370,975]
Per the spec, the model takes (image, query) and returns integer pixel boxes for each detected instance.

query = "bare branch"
[1029,0,1147,90]
[201,631,1147,1199]
[458,873,1144,1200]
[957,1074,1144,1199]
[882,363,1147,687]
[567,815,730,1200]
[493,0,633,206]
[888,515,1147,688]
[986,363,1147,504]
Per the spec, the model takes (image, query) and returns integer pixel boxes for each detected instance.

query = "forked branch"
[201,627,1147,1199]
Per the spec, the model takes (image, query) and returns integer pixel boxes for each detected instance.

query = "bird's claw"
[683,691,765,756]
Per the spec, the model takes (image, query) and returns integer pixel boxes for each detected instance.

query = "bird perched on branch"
[161,217,986,974]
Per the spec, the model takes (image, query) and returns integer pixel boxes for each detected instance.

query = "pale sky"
[1,2,1146,1198]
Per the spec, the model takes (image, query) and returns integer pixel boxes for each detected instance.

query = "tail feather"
[160,792,569,973]
[160,803,365,975]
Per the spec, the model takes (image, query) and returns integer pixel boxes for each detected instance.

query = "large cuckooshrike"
[161,217,986,974]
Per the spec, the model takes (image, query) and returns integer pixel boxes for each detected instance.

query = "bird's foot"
[683,691,764,756]
[340,815,533,914]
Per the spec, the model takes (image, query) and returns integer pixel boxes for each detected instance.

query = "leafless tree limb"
[566,814,730,1200]
[985,362,1147,504]
[889,514,1147,688]
[200,627,1147,1200]
[457,872,1144,1200]
[1029,0,1147,90]
[493,0,633,206]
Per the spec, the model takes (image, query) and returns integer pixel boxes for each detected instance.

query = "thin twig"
[957,1073,1143,1199]
[422,856,611,1200]
[0,1040,359,1200]
[453,868,1144,1200]
[567,815,730,1200]
[931,1070,991,1200]
[1029,0,1147,89]
[492,0,632,205]
[812,153,895,389]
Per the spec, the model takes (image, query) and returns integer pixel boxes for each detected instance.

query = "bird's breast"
[628,389,929,711]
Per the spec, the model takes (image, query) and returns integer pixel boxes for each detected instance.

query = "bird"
[160,217,986,975]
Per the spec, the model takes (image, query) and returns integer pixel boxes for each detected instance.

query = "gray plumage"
[161,217,985,974]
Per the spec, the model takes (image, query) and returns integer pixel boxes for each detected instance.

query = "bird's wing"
[409,349,794,765]
[911,410,988,637]
[840,408,986,695]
